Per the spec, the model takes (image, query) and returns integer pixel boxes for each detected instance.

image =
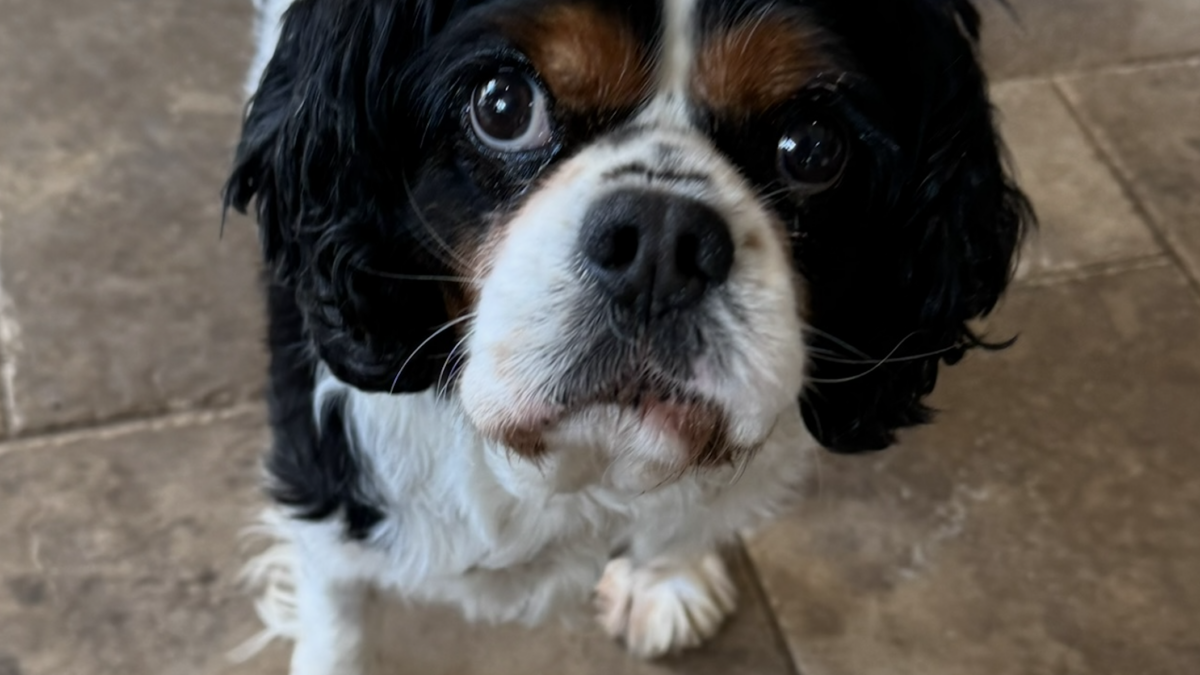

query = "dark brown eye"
[469,71,551,151]
[777,117,848,190]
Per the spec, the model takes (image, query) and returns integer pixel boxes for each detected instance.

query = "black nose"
[581,189,734,317]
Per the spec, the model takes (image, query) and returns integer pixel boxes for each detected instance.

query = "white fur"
[596,554,739,658]
[238,1,818,671]
[641,0,702,127]
[245,0,293,96]
[239,379,814,671]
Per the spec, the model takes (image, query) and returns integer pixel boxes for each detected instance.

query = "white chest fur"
[288,370,815,625]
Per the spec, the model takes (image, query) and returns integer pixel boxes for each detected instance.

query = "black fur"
[700,0,1032,452]
[225,0,1032,533]
[789,0,1032,451]
[225,0,661,535]
[225,0,474,394]
[225,0,661,393]
[262,281,383,540]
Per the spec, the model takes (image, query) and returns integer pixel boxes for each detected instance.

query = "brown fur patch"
[644,400,750,469]
[505,5,651,113]
[742,230,764,253]
[502,424,549,459]
[679,403,745,468]
[694,16,829,117]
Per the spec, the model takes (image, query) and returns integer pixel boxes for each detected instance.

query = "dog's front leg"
[594,550,738,658]
[289,555,367,675]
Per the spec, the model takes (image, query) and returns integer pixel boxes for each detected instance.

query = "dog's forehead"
[480,0,833,119]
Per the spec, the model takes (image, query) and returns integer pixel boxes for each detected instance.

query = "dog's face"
[228,0,1030,467]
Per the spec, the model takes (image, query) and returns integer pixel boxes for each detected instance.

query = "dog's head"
[226,0,1030,470]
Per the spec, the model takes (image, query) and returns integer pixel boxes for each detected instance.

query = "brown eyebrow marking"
[504,5,652,113]
[693,14,831,117]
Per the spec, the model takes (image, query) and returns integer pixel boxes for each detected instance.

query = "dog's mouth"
[568,369,702,411]
[494,362,747,467]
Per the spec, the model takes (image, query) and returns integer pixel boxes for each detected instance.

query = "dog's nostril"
[596,224,640,270]
[581,189,732,315]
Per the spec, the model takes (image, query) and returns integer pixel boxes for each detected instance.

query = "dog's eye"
[469,71,552,152]
[777,117,847,190]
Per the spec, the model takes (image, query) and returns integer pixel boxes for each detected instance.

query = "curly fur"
[222,0,1031,669]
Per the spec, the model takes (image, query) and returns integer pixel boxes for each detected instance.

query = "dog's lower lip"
[533,389,703,428]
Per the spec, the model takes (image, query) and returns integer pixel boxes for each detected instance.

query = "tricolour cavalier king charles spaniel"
[224,0,1031,671]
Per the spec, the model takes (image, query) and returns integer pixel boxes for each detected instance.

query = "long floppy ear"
[224,0,463,392]
[800,0,1034,452]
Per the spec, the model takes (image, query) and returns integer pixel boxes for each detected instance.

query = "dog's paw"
[595,553,737,658]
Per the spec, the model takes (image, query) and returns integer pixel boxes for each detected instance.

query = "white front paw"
[595,553,737,658]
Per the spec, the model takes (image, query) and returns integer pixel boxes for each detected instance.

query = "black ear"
[224,0,464,392]
[799,0,1034,452]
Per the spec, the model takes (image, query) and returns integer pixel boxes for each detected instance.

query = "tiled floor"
[1,2,1197,674]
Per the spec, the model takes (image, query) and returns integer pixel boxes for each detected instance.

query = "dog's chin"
[468,380,765,475]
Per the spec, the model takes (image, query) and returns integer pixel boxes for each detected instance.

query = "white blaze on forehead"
[642,0,701,125]
[661,0,699,94]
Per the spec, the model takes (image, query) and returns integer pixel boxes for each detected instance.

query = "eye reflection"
[469,71,552,152]
[777,117,848,190]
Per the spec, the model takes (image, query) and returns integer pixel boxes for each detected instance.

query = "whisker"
[350,264,476,284]
[807,342,961,365]
[803,325,874,359]
[440,352,470,398]
[389,313,476,394]
[805,331,923,384]
[401,174,473,271]
[437,331,473,398]
[756,185,798,203]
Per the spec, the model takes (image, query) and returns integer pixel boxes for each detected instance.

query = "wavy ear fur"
[227,0,1030,449]
[799,0,1034,452]
[224,0,466,392]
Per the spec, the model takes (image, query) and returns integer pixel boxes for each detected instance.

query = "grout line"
[1049,80,1200,300]
[0,211,24,437]
[1013,255,1173,289]
[0,403,263,458]
[990,52,1200,86]
[734,536,804,675]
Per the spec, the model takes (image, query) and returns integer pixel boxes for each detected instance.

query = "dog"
[224,0,1031,672]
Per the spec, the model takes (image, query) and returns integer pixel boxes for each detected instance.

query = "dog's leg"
[289,555,368,675]
[594,551,737,658]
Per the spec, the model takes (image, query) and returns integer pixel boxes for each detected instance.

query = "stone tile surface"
[0,0,266,435]
[746,266,1200,675]
[0,407,288,675]
[0,409,793,675]
[1059,62,1200,286]
[4,1,1200,675]
[990,81,1160,280]
[979,0,1200,80]
[363,547,794,675]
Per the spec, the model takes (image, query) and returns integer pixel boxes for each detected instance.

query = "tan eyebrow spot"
[693,16,830,117]
[505,5,651,113]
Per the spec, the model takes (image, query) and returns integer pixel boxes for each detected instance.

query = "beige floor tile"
[1059,61,1200,287]
[0,408,793,675]
[980,0,1200,80]
[746,266,1200,675]
[0,0,266,435]
[359,547,794,675]
[0,407,287,675]
[991,81,1160,280]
